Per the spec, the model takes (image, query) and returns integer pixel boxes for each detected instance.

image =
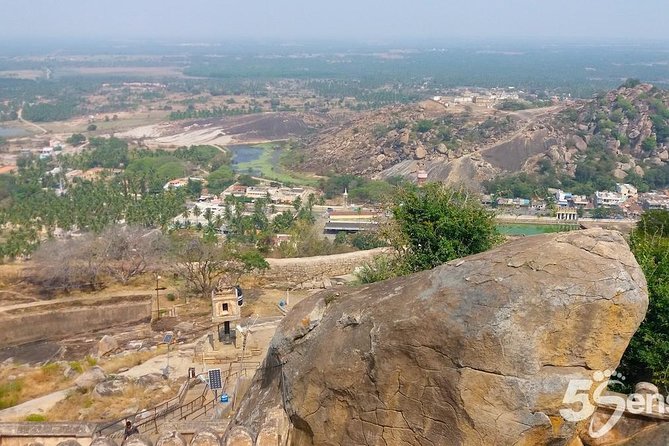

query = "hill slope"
[300,82,669,192]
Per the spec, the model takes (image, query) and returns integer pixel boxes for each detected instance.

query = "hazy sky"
[1,0,668,43]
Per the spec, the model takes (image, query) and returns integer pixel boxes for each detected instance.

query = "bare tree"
[28,234,106,294]
[170,233,268,299]
[99,226,167,285]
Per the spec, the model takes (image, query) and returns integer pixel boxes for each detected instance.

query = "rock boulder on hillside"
[74,366,107,390]
[96,335,118,357]
[224,229,648,446]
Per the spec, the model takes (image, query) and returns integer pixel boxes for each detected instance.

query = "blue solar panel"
[208,368,222,390]
[163,333,174,344]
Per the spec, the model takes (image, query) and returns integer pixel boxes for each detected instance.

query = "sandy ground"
[117,123,235,147]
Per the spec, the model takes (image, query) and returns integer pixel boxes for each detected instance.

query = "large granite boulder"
[74,366,107,390]
[224,229,648,446]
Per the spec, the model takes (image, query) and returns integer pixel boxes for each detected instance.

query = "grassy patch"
[0,379,23,409]
[25,413,47,422]
[0,363,71,409]
[98,347,166,374]
[232,143,319,186]
[45,381,180,421]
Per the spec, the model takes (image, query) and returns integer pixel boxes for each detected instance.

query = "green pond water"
[497,223,578,236]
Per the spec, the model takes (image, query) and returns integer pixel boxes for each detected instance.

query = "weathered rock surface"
[155,431,186,446]
[56,441,82,446]
[96,335,119,357]
[190,429,222,446]
[90,437,118,446]
[224,229,648,446]
[74,366,107,390]
[614,423,669,445]
[93,376,131,397]
[137,373,166,389]
[414,145,427,159]
[124,435,153,446]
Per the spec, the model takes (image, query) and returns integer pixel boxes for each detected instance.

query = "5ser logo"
[560,370,666,438]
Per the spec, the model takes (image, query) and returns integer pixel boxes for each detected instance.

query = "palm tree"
[192,205,202,220]
[203,208,214,225]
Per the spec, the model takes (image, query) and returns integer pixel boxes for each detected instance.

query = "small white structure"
[39,147,53,159]
[616,183,638,199]
[211,286,242,345]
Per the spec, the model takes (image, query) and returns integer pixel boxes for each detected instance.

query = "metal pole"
[156,275,161,318]
[166,342,170,377]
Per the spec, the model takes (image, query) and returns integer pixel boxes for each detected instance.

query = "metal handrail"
[95,377,192,437]
[95,362,256,439]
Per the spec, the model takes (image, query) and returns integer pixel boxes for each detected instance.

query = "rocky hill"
[300,83,669,191]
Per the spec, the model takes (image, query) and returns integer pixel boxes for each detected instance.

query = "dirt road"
[17,108,48,134]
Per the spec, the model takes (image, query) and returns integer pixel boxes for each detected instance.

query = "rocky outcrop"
[189,430,222,446]
[124,436,153,446]
[224,229,648,445]
[90,438,118,446]
[299,83,669,191]
[74,367,107,390]
[96,335,119,358]
[93,376,131,397]
[156,432,187,446]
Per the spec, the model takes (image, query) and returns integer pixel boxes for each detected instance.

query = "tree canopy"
[619,210,669,391]
[389,183,501,273]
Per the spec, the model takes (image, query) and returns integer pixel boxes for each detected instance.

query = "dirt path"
[0,387,72,421]
[17,108,49,135]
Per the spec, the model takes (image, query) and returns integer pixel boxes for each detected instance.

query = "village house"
[617,183,638,200]
[594,191,625,208]
[640,191,669,210]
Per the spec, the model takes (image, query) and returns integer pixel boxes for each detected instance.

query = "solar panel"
[208,368,223,390]
[163,333,174,344]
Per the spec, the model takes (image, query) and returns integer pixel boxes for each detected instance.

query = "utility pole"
[155,274,162,319]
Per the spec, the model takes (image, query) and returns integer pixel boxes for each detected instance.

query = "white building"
[616,183,638,199]
[594,191,626,208]
[39,147,53,159]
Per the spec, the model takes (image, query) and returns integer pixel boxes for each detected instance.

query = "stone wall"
[259,248,389,288]
[0,297,152,349]
[0,422,96,446]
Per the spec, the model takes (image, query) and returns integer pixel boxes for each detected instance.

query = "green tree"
[66,133,86,145]
[207,165,235,194]
[238,174,259,187]
[642,135,658,152]
[619,211,669,390]
[387,183,500,274]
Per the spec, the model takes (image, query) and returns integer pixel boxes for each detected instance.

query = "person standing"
[123,421,139,443]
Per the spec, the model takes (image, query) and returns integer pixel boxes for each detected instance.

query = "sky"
[1,0,668,43]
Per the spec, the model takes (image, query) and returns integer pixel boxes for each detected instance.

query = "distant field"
[0,70,43,80]
[56,66,186,78]
[40,111,172,135]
